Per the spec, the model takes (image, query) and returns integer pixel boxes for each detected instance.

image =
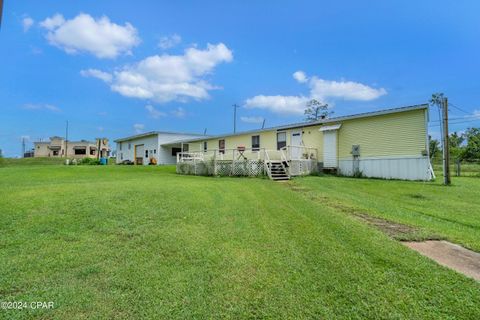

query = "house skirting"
[338,156,433,181]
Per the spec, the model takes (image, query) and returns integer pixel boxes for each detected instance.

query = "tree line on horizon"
[430,128,480,161]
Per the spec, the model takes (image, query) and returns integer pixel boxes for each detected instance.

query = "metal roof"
[114,131,208,143]
[165,103,429,144]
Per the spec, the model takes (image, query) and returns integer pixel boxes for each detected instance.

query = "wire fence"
[431,157,480,177]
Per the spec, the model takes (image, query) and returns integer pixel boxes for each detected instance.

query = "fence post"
[456,159,461,177]
[231,149,235,176]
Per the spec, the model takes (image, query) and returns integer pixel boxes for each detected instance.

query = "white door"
[290,131,302,160]
[135,144,144,165]
[323,130,338,168]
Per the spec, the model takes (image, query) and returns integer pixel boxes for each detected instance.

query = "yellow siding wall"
[185,108,427,161]
[338,109,427,158]
[188,126,325,155]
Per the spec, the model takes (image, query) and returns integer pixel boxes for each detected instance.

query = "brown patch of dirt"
[354,213,420,239]
[286,182,437,240]
[404,241,480,281]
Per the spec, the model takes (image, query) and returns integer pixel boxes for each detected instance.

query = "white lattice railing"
[176,146,318,177]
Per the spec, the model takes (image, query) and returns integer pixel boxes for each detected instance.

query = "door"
[135,144,144,165]
[323,131,338,168]
[290,130,302,160]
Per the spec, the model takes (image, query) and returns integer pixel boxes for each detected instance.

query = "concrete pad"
[403,240,480,281]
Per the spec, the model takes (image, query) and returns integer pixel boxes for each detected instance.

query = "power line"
[429,114,480,123]
[449,102,472,115]
[429,118,480,127]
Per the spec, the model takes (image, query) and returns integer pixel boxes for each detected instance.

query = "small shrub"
[78,158,101,165]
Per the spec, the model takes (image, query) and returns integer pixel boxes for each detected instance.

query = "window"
[145,150,149,158]
[153,149,156,154]
[75,148,86,155]
[219,139,225,154]
[277,132,287,150]
[53,150,59,156]
[251,135,260,151]
[172,147,182,156]
[90,148,96,155]
[182,144,189,152]
[119,143,122,151]
[120,153,123,160]
[128,143,131,150]
[203,141,208,152]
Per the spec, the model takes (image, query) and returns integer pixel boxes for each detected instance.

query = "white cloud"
[171,107,186,118]
[97,126,104,132]
[245,71,386,115]
[40,13,140,59]
[22,16,34,32]
[473,110,480,117]
[240,116,264,124]
[244,95,310,115]
[85,43,233,103]
[80,69,113,83]
[22,103,61,112]
[133,123,144,134]
[158,34,181,50]
[308,76,387,101]
[293,70,308,83]
[40,14,65,30]
[145,105,166,119]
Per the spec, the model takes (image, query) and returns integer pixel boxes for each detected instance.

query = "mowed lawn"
[0,165,479,319]
[295,174,480,251]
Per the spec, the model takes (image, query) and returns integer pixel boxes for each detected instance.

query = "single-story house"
[173,104,434,181]
[114,131,207,165]
[34,136,110,159]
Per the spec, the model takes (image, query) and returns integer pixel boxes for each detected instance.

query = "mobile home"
[175,104,433,181]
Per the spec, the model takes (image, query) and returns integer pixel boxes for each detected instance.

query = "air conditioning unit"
[351,145,360,156]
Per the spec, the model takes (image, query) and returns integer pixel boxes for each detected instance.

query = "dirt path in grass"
[286,182,480,281]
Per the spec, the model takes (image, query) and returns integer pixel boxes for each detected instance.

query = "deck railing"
[177,146,319,177]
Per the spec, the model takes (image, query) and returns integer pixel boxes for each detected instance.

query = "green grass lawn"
[0,165,479,319]
[295,174,480,251]
[0,157,66,167]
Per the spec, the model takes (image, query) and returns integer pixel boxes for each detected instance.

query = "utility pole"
[0,0,4,28]
[442,97,451,185]
[21,137,25,158]
[430,93,450,185]
[261,119,266,129]
[233,104,239,133]
[65,120,69,158]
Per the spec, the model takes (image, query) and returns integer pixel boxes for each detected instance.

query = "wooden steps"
[267,161,290,181]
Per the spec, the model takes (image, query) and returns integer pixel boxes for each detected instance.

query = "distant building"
[114,132,205,165]
[34,136,110,158]
[24,149,35,158]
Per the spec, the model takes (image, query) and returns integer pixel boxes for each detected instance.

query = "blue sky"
[1,1,480,156]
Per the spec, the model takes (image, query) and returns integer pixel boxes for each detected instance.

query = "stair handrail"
[264,149,273,179]
[280,147,291,177]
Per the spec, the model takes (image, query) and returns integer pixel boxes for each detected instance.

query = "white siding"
[338,156,431,181]
[116,135,159,165]
[116,133,204,165]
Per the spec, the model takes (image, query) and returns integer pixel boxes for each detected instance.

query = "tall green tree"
[429,136,441,160]
[304,99,332,122]
[462,128,480,160]
[449,131,465,160]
